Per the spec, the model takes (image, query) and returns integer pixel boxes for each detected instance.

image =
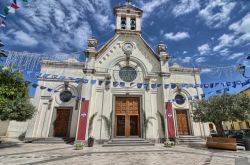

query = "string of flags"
[2,67,250,102]
[0,68,205,103]
[0,0,29,27]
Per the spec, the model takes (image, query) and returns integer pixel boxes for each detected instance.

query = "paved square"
[0,143,249,165]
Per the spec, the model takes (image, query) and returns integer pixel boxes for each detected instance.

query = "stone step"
[103,138,154,147]
[103,142,155,147]
[29,138,74,144]
[178,136,206,143]
[107,141,150,144]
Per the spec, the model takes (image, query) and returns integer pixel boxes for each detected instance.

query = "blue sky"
[0,0,250,96]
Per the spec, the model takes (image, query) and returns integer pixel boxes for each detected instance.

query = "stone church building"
[23,2,210,142]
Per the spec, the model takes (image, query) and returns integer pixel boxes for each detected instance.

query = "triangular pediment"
[95,33,160,73]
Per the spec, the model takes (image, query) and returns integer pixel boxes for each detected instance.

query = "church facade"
[25,3,210,142]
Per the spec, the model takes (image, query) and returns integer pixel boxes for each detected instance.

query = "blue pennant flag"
[105,81,111,86]
[164,84,169,89]
[68,77,75,81]
[188,96,192,100]
[91,80,97,85]
[83,79,89,84]
[51,75,59,79]
[226,82,231,86]
[157,84,162,88]
[221,82,226,87]
[40,86,47,90]
[137,83,143,88]
[59,76,66,80]
[98,80,104,86]
[151,84,156,89]
[120,82,125,87]
[210,83,214,88]
[113,82,119,87]
[82,98,85,102]
[32,84,39,88]
[76,97,81,101]
[144,83,149,90]
[171,83,176,89]
[194,96,199,100]
[75,78,82,83]
[47,88,53,92]
[232,82,236,88]
[224,87,230,92]
[236,80,241,85]
[71,95,76,98]
[216,90,222,94]
[203,84,209,88]
[42,74,50,79]
[215,83,220,87]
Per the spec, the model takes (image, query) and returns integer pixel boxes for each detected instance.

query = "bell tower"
[114,0,143,33]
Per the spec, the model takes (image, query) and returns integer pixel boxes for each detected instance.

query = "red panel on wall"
[166,102,176,138]
[77,100,89,141]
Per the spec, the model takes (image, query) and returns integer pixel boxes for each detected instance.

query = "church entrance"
[54,109,71,137]
[176,110,190,135]
[115,97,141,137]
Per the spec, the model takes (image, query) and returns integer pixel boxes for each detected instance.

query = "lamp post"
[237,54,250,78]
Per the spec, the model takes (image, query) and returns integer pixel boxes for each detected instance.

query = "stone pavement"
[0,143,249,165]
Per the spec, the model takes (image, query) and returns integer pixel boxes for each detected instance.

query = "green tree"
[193,93,250,137]
[0,66,35,121]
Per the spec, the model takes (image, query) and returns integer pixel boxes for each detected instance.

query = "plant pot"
[88,138,94,147]
[206,137,237,151]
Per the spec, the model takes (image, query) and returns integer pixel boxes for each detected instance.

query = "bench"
[206,137,237,151]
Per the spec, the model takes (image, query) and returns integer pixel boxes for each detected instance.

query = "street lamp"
[237,54,250,78]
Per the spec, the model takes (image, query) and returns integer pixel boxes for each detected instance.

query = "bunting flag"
[4,7,10,15]
[91,80,97,85]
[11,3,19,9]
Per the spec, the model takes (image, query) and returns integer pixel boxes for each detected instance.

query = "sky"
[0,0,250,96]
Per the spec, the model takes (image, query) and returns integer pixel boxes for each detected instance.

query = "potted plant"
[87,136,94,147]
[75,142,84,150]
[87,112,97,147]
[193,93,250,150]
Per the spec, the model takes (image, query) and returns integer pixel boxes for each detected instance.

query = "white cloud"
[213,34,234,51]
[195,57,206,63]
[181,56,192,63]
[228,52,244,60]
[140,0,169,18]
[199,0,236,28]
[172,0,200,17]
[164,32,190,41]
[198,43,210,55]
[13,31,38,46]
[229,13,250,34]
[201,68,212,73]
[0,0,112,54]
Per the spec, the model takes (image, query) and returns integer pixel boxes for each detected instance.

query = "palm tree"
[88,112,97,137]
[100,111,113,139]
[157,111,166,142]
[142,111,155,139]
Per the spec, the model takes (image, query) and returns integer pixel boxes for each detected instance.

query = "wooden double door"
[176,110,190,135]
[54,109,71,137]
[115,97,140,137]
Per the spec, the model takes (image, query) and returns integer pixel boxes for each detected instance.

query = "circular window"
[119,66,137,82]
[175,94,185,105]
[60,90,73,103]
